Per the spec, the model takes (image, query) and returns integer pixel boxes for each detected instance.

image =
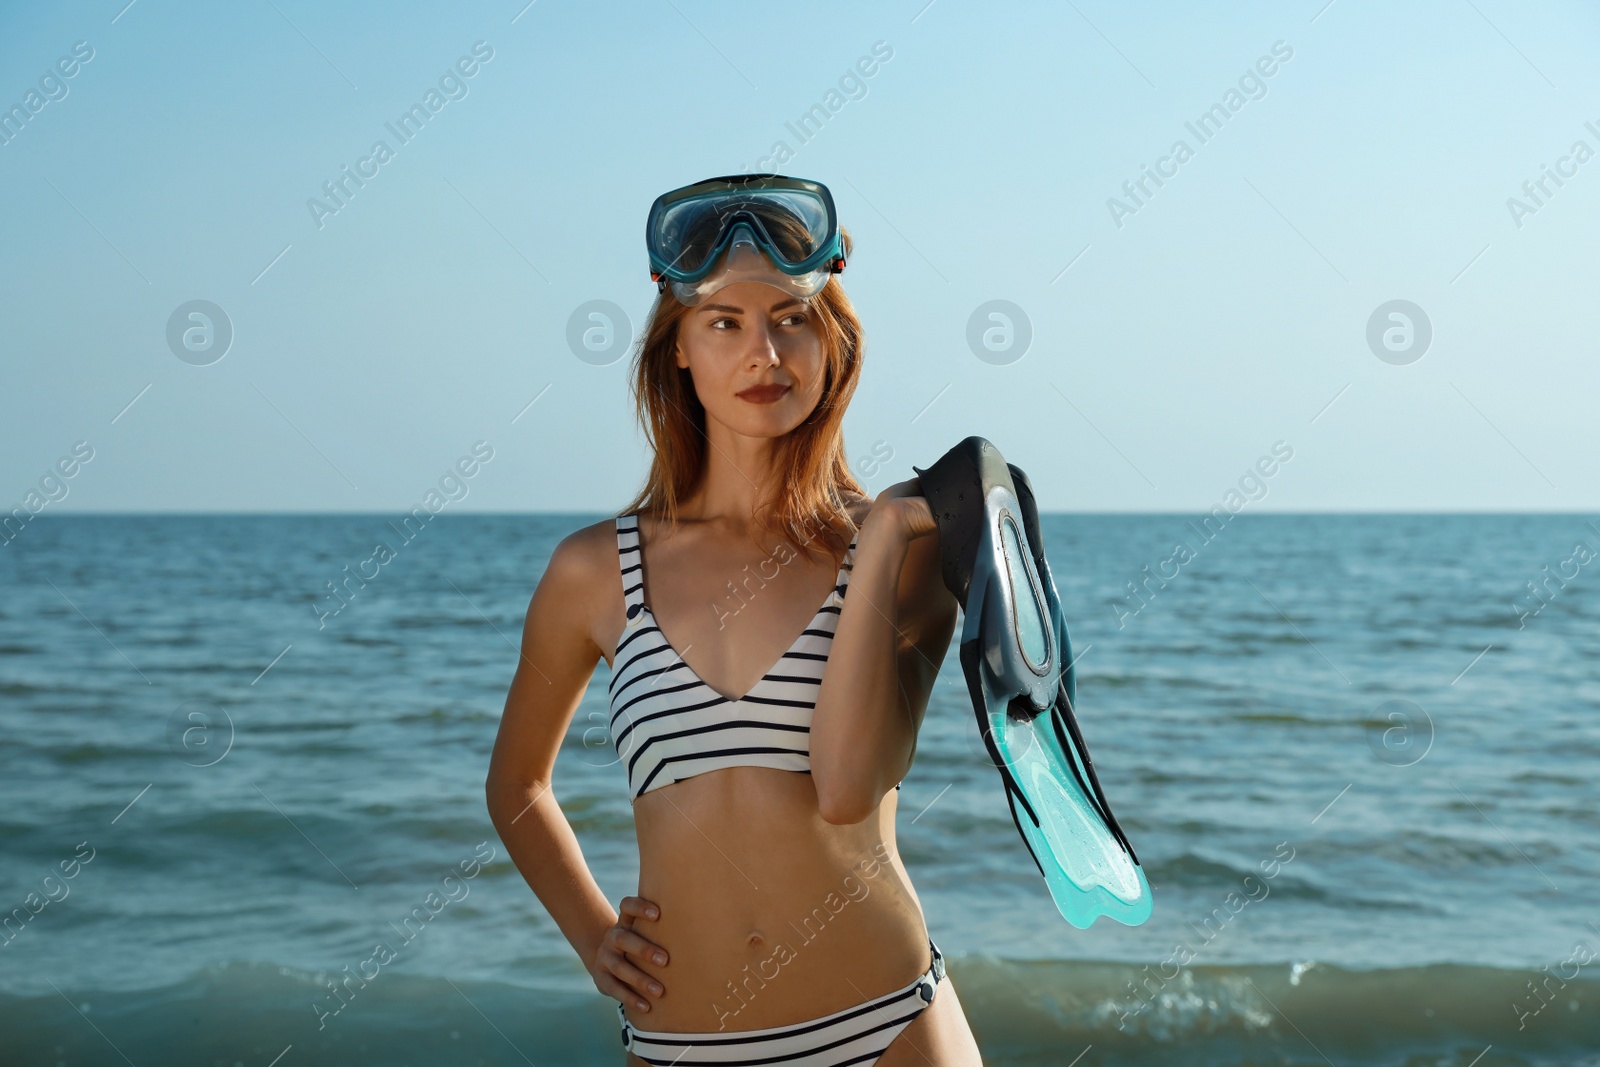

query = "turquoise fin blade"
[916,436,1152,929]
[961,586,1152,929]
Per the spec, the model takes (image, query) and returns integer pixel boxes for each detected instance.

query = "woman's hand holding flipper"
[870,477,938,541]
[591,896,669,1012]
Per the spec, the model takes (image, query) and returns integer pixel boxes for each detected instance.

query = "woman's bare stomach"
[621,768,932,1033]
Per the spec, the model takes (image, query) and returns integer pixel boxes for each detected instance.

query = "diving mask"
[646,173,846,306]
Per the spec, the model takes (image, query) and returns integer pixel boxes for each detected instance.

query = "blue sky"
[2,0,1597,513]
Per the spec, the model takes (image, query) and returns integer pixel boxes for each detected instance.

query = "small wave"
[1314,831,1560,871]
[953,955,1600,1062]
[1216,630,1307,646]
[394,707,499,725]
[1078,672,1144,686]
[248,719,354,734]
[52,742,161,765]
[142,631,206,648]
[1512,770,1588,787]
[1143,852,1328,901]
[1229,711,1335,726]
[392,614,494,630]
[336,633,402,647]
[1,957,1594,1066]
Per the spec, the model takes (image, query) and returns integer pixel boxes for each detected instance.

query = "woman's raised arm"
[810,491,958,824]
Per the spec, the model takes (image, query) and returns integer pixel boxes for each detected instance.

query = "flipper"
[913,436,1152,928]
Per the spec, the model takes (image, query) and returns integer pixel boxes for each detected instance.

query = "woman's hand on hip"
[590,896,669,1012]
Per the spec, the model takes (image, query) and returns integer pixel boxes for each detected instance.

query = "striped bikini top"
[609,512,858,800]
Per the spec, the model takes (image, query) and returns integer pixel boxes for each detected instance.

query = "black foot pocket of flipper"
[912,436,1017,609]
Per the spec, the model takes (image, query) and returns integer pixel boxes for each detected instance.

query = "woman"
[485,175,983,1065]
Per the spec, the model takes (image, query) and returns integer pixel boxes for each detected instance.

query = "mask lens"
[655,187,831,276]
[666,230,831,306]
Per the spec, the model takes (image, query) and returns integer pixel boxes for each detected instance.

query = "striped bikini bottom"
[619,938,946,1066]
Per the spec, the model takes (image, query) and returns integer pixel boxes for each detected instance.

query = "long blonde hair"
[617,226,866,567]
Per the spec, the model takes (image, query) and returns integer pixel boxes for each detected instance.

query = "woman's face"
[675,281,827,437]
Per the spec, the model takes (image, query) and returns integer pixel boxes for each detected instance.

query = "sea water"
[1,514,1597,1066]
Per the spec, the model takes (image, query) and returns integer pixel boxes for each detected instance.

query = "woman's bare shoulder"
[502,515,632,671]
[541,516,626,598]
